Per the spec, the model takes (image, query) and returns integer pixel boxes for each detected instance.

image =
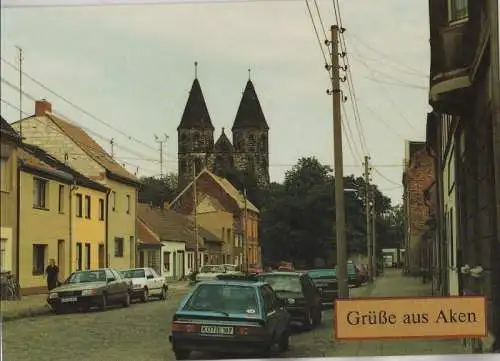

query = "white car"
[222,264,239,274]
[195,265,226,283]
[120,267,168,302]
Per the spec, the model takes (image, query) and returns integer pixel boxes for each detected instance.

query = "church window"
[248,134,256,152]
[260,134,267,152]
[193,133,201,151]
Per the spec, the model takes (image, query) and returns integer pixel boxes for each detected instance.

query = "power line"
[373,167,402,187]
[304,0,329,67]
[1,57,157,152]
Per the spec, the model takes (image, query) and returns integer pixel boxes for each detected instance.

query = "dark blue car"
[169,279,291,360]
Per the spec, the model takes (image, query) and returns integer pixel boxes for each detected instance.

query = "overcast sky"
[0,0,430,205]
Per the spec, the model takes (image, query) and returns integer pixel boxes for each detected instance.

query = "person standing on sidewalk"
[45,259,59,291]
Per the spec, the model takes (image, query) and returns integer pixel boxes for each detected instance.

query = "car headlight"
[49,292,58,299]
[81,289,97,296]
[287,298,295,304]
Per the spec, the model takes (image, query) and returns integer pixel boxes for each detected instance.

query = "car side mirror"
[147,275,154,279]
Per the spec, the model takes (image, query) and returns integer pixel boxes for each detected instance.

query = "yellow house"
[18,143,108,294]
[0,116,22,277]
[12,99,140,270]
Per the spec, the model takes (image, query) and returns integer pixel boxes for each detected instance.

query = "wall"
[72,186,106,273]
[160,241,186,279]
[197,210,235,263]
[104,178,137,270]
[18,170,70,292]
[244,211,261,266]
[0,139,18,274]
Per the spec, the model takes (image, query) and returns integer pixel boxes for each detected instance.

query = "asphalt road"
[2,288,356,361]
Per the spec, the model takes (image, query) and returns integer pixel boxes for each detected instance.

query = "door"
[85,244,91,270]
[261,285,279,340]
[105,269,119,300]
[98,244,105,268]
[172,252,177,279]
[145,268,159,293]
[57,240,65,281]
[111,269,128,297]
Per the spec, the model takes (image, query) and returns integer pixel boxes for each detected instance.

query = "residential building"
[0,116,22,277]
[427,0,500,352]
[11,99,141,270]
[137,203,219,278]
[136,217,162,274]
[177,74,270,189]
[18,143,108,294]
[402,141,435,277]
[169,168,261,269]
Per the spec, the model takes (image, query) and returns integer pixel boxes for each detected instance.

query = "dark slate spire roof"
[232,80,269,130]
[214,127,234,153]
[177,78,214,131]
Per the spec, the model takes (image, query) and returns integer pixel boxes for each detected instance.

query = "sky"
[0,0,431,206]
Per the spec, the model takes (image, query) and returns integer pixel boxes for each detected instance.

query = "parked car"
[222,264,239,274]
[120,267,168,302]
[305,268,338,308]
[169,279,291,359]
[334,262,362,287]
[247,264,263,275]
[257,271,322,330]
[47,268,131,313]
[195,265,226,283]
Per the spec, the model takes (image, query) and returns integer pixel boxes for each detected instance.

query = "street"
[2,271,466,361]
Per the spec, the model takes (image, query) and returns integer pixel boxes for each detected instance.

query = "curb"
[2,287,191,323]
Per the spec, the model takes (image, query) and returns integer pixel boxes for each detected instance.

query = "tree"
[138,173,178,207]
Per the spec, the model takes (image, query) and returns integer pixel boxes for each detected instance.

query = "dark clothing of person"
[46,265,59,291]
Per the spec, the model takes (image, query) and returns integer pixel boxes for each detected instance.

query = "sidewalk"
[0,280,191,322]
[334,269,466,357]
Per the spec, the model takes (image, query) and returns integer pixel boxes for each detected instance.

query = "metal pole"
[193,166,199,272]
[364,156,373,282]
[159,141,164,178]
[372,191,377,278]
[330,25,348,299]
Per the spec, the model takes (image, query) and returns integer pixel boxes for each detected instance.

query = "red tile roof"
[137,218,162,246]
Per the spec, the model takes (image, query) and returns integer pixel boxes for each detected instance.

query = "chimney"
[35,99,52,116]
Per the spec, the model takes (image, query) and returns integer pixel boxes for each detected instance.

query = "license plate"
[200,325,234,336]
[61,297,78,303]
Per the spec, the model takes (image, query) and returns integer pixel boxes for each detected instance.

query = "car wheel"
[277,329,290,352]
[122,292,131,307]
[99,295,107,311]
[303,309,314,330]
[174,349,190,360]
[160,286,168,300]
[141,288,149,302]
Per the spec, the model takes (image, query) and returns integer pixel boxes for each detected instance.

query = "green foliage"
[138,173,178,207]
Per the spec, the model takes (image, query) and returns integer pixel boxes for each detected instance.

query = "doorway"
[98,244,105,268]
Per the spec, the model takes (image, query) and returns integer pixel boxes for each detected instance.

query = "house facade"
[0,116,22,277]
[136,217,162,274]
[11,99,140,271]
[18,143,108,293]
[169,168,261,269]
[428,0,500,352]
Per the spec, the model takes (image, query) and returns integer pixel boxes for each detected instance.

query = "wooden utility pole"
[364,156,373,282]
[243,188,248,272]
[329,25,348,299]
[193,166,199,272]
[16,46,23,137]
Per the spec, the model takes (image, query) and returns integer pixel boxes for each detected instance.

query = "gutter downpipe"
[69,181,77,275]
[105,189,111,268]
[15,162,21,288]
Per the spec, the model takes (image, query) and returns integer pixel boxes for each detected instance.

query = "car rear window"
[200,265,224,273]
[307,269,336,278]
[122,269,145,279]
[184,284,259,314]
[259,275,302,293]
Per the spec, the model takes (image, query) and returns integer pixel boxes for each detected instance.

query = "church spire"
[177,62,214,131]
[232,76,269,131]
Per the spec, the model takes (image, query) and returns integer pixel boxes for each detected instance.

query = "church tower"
[177,63,215,189]
[231,75,270,187]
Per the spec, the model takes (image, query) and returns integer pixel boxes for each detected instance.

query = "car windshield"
[184,284,259,314]
[307,269,336,279]
[200,265,224,273]
[121,269,145,279]
[259,275,302,293]
[66,270,106,284]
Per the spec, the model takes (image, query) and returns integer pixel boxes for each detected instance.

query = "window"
[85,244,91,270]
[126,194,130,214]
[227,228,231,243]
[76,242,82,270]
[111,191,116,211]
[221,227,225,241]
[0,238,7,271]
[98,199,105,220]
[0,158,7,191]
[163,252,171,272]
[33,178,48,209]
[76,193,83,217]
[114,237,124,257]
[58,185,64,213]
[449,0,468,22]
[32,244,47,275]
[84,195,91,219]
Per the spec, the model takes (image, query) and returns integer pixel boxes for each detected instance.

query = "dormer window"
[448,0,468,23]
